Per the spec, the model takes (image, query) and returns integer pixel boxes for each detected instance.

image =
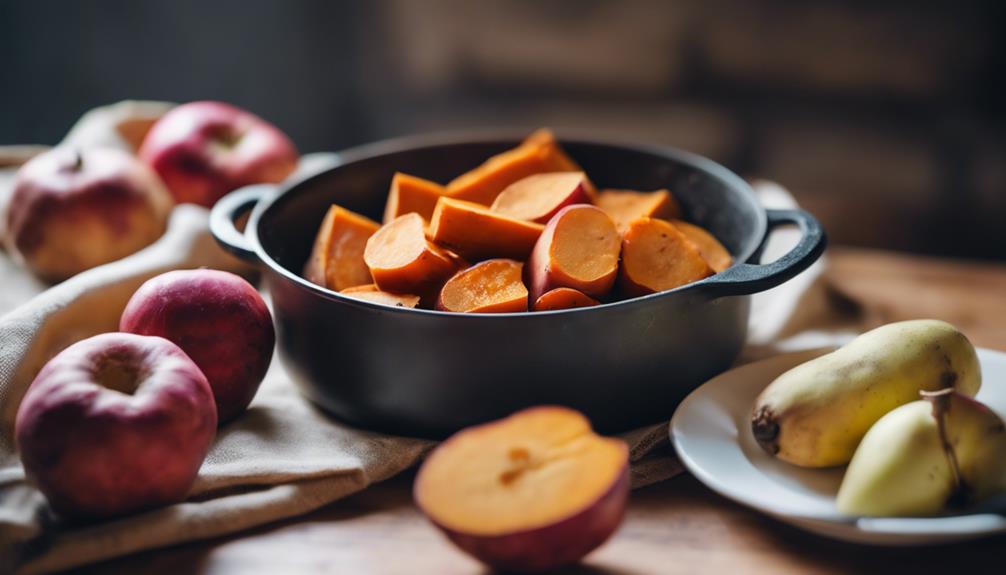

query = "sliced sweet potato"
[383,172,447,223]
[446,129,580,206]
[532,287,600,312]
[490,172,594,223]
[429,197,545,261]
[341,284,421,308]
[619,218,713,297]
[436,259,528,313]
[364,213,459,294]
[528,205,621,302]
[670,219,732,273]
[595,189,681,232]
[303,205,380,291]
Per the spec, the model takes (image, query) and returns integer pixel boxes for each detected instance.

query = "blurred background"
[2,0,1003,260]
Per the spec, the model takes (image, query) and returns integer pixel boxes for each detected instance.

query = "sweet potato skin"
[303,205,380,291]
[490,172,594,224]
[429,198,545,261]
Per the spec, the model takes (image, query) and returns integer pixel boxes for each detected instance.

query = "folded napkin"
[0,103,853,574]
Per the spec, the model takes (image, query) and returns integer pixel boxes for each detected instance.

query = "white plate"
[670,347,1006,545]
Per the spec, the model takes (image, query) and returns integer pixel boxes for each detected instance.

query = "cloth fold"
[0,102,854,574]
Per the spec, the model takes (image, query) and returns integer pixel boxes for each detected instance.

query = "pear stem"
[922,388,970,507]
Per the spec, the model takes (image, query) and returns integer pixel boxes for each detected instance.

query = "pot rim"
[230,129,809,318]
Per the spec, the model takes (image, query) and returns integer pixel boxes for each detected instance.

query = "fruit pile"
[303,129,732,312]
[2,101,299,282]
[751,319,1006,517]
[15,269,274,518]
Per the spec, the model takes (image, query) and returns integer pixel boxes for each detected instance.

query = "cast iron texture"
[211,133,826,438]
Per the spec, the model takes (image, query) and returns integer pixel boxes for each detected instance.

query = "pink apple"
[138,101,298,207]
[2,147,173,282]
[15,332,216,519]
[120,269,275,424]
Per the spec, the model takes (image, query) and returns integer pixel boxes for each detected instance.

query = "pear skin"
[836,401,954,516]
[940,393,1006,504]
[752,320,980,467]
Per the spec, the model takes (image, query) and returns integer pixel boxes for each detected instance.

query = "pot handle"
[209,184,274,263]
[696,208,827,298]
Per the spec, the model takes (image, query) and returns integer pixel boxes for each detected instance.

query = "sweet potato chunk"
[528,205,621,302]
[670,220,732,273]
[429,198,545,261]
[619,218,713,297]
[595,189,681,232]
[364,213,459,294]
[490,172,594,224]
[383,172,447,223]
[437,259,528,313]
[446,129,580,206]
[304,205,380,291]
[532,288,600,312]
[341,284,421,308]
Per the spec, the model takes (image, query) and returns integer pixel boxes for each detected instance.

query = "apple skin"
[138,101,298,207]
[2,147,173,282]
[120,269,275,424]
[428,465,629,572]
[14,332,217,519]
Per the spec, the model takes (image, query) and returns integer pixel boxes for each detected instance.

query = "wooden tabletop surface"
[75,247,1006,575]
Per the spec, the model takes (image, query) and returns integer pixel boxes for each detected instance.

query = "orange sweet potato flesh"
[595,189,681,232]
[446,129,581,206]
[383,172,447,223]
[364,213,458,294]
[437,259,528,313]
[533,288,599,311]
[341,284,421,308]
[304,205,380,291]
[414,406,629,536]
[528,205,621,301]
[619,218,713,297]
[670,220,732,273]
[429,197,545,261]
[490,172,594,224]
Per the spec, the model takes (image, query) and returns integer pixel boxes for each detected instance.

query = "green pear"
[752,319,980,467]
[837,390,1006,517]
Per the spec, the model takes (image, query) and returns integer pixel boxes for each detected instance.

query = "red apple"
[120,269,275,424]
[15,332,216,519]
[138,101,298,207]
[414,406,629,572]
[2,147,173,282]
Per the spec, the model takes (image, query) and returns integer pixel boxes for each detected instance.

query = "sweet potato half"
[490,172,594,224]
[527,205,621,302]
[383,172,447,223]
[437,259,528,313]
[619,217,713,297]
[429,198,545,261]
[595,189,681,233]
[364,213,459,294]
[341,284,421,308]
[670,220,732,273]
[303,205,380,291]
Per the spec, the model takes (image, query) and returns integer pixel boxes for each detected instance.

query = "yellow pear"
[752,320,980,467]
[837,391,1006,516]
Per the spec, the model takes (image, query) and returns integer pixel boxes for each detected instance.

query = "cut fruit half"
[363,213,458,294]
[528,205,621,302]
[340,284,421,308]
[595,188,680,232]
[490,172,594,223]
[619,217,713,297]
[383,172,447,223]
[437,259,528,313]
[414,406,629,572]
[429,197,545,261]
[303,205,380,291]
[670,219,732,273]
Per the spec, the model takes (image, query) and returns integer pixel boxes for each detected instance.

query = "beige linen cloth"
[0,103,857,574]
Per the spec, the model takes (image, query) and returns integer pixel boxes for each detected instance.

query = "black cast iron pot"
[210,132,826,438]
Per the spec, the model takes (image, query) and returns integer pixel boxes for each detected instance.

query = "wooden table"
[76,247,1006,575]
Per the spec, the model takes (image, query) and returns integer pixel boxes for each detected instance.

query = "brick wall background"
[2,0,1003,259]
